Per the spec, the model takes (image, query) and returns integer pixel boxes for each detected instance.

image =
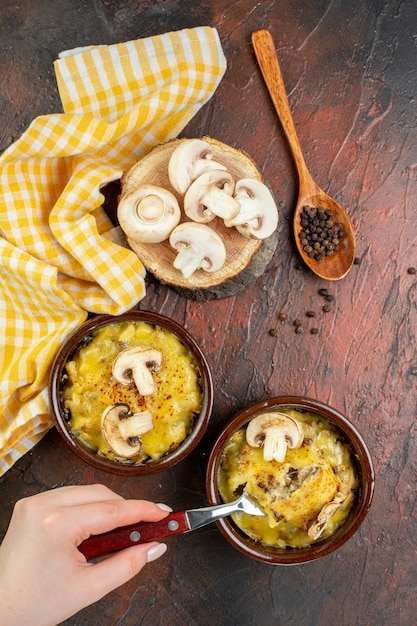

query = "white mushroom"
[169,222,226,279]
[246,412,304,462]
[101,403,154,458]
[307,492,348,540]
[225,178,279,239]
[183,170,241,223]
[117,185,181,243]
[112,345,163,396]
[168,138,227,194]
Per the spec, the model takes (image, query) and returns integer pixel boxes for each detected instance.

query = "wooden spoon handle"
[251,30,313,188]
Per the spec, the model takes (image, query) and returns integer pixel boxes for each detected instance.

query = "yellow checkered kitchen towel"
[0,26,226,475]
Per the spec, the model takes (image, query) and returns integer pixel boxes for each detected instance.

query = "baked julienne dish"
[61,319,203,465]
[218,409,359,549]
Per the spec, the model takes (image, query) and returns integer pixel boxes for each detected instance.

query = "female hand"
[0,484,171,625]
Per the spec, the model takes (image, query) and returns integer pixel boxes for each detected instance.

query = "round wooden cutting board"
[119,137,279,300]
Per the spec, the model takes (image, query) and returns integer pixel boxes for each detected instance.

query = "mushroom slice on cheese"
[307,492,348,540]
[183,170,240,223]
[168,138,227,194]
[169,222,226,279]
[117,185,180,243]
[246,412,304,463]
[225,178,279,239]
[112,345,163,396]
[101,403,153,458]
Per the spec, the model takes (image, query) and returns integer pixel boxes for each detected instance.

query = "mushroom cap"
[117,184,181,243]
[112,345,163,396]
[226,178,279,239]
[168,138,227,194]
[183,170,240,223]
[169,222,226,279]
[101,403,154,458]
[246,411,304,462]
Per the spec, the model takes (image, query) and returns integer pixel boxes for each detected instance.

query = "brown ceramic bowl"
[49,311,213,475]
[206,396,374,565]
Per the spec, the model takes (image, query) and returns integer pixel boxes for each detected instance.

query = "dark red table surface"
[1,1,416,624]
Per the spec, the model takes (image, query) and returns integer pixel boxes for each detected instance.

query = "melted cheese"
[218,409,358,548]
[62,321,202,464]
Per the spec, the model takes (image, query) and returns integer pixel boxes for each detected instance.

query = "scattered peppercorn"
[306,310,316,317]
[268,328,278,337]
[325,294,334,302]
[293,319,303,327]
[354,257,361,265]
[322,304,331,312]
[310,328,319,335]
[278,312,287,322]
[319,288,328,296]
[299,206,345,261]
[295,326,304,334]
[407,267,416,275]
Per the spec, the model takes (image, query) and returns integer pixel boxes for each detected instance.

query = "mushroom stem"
[263,430,288,463]
[225,195,260,227]
[184,170,240,223]
[225,179,279,239]
[169,223,227,280]
[131,364,158,396]
[173,246,209,280]
[136,194,165,221]
[118,410,154,440]
[100,404,154,458]
[246,411,304,463]
[195,185,240,221]
[112,345,163,396]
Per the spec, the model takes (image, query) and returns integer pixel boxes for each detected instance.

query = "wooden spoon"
[251,29,356,281]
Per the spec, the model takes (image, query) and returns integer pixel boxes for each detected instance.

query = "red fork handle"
[79,511,190,561]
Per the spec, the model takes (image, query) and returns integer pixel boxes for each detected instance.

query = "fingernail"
[147,542,167,563]
[156,502,172,512]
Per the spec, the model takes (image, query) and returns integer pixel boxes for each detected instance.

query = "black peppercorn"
[299,205,346,261]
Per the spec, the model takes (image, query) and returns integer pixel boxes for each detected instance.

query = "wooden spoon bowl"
[252,29,356,281]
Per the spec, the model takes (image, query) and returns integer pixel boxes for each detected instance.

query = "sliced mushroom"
[307,492,348,540]
[169,222,226,279]
[225,178,279,239]
[101,403,153,458]
[112,345,163,396]
[168,138,227,194]
[183,170,240,223]
[246,412,304,462]
[117,185,181,243]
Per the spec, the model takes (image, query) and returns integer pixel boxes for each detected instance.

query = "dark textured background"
[1,0,417,624]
